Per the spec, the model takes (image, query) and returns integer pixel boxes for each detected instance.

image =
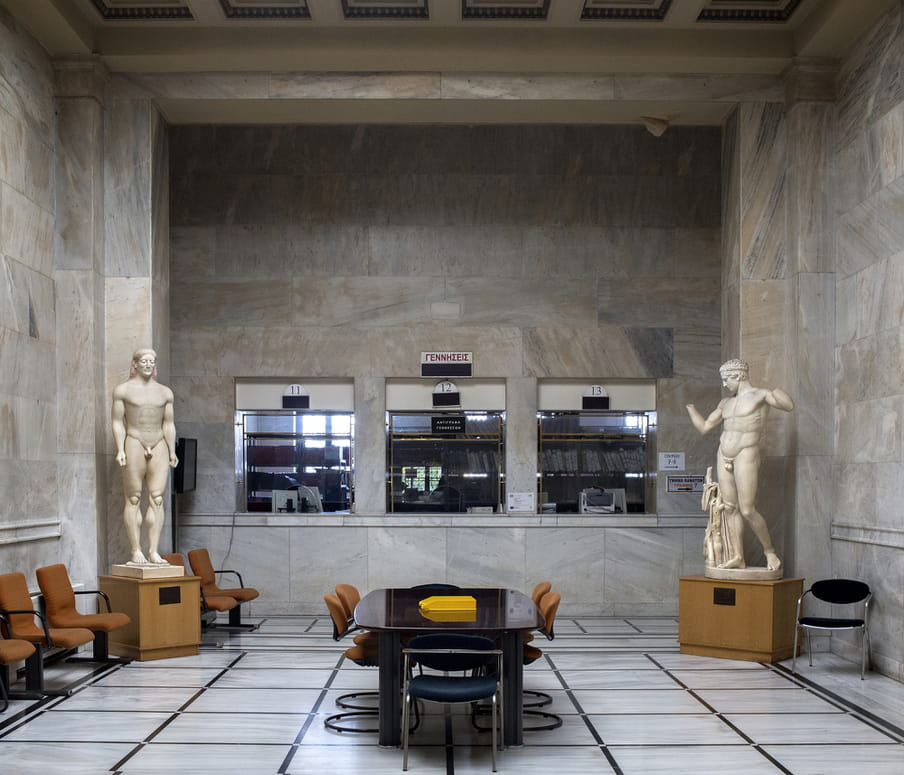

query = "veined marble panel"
[55,270,97,454]
[104,176,152,277]
[525,526,605,610]
[786,102,834,275]
[104,277,152,392]
[873,461,904,531]
[445,278,596,328]
[353,377,386,515]
[738,102,787,281]
[0,460,57,524]
[795,272,835,456]
[1,181,53,275]
[286,225,371,276]
[837,326,904,405]
[172,324,524,379]
[835,395,903,464]
[0,101,53,212]
[289,276,438,328]
[54,99,103,271]
[739,279,788,392]
[614,73,782,104]
[367,225,522,277]
[0,328,54,401]
[56,452,99,584]
[604,527,683,607]
[598,277,720,332]
[170,226,215,281]
[170,377,234,424]
[524,326,672,379]
[366,526,448,590]
[0,254,54,342]
[178,471,237,516]
[171,280,294,329]
[0,8,56,138]
[446,527,527,588]
[288,525,367,610]
[837,179,904,280]
[212,225,289,278]
[789,455,833,580]
[670,329,721,379]
[834,102,904,217]
[835,1,904,151]
[442,72,614,101]
[505,376,538,498]
[111,71,270,100]
[272,71,440,100]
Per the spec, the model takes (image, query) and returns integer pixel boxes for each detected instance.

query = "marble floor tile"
[211,667,334,689]
[695,687,847,714]
[90,666,225,687]
[56,685,201,712]
[120,742,293,773]
[761,744,904,775]
[588,712,749,745]
[572,688,708,714]
[559,668,680,689]
[652,652,766,669]
[185,687,324,713]
[726,711,899,744]
[610,744,786,774]
[669,667,797,690]
[0,742,137,773]
[153,711,307,744]
[2,710,173,742]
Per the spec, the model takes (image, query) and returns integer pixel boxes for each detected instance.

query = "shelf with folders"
[239,410,354,513]
[387,411,504,513]
[538,411,655,514]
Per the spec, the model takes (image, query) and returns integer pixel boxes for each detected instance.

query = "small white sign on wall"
[658,452,685,471]
[507,492,536,513]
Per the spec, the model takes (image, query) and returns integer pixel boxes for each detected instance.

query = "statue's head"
[719,358,749,378]
[129,348,158,378]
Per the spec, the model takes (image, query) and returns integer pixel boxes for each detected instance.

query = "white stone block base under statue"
[686,359,794,581]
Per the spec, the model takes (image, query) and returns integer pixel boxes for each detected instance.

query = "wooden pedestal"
[99,574,201,661]
[678,575,803,662]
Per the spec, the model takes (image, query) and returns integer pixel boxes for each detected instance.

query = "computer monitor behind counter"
[272,486,323,513]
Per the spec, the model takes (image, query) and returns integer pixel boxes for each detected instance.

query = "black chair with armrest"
[792,579,872,679]
[402,632,504,772]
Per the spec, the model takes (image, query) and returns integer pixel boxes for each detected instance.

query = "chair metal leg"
[401,693,413,771]
[792,624,799,673]
[806,629,813,667]
[490,693,497,772]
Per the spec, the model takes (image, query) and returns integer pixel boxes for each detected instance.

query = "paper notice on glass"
[507,492,536,513]
[658,452,685,471]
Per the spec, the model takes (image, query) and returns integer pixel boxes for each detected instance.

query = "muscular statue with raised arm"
[112,348,178,565]
[686,359,794,577]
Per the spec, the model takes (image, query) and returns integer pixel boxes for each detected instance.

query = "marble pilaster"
[505,377,538,508]
[353,377,386,514]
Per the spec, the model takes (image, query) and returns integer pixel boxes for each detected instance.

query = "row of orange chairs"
[0,565,130,708]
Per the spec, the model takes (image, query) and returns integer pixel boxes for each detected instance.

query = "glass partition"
[538,411,655,514]
[387,411,504,513]
[238,410,354,512]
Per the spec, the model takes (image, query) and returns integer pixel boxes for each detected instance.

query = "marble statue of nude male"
[686,359,794,572]
[112,348,178,565]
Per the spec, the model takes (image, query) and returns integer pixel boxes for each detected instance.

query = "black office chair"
[792,579,872,679]
[402,632,503,772]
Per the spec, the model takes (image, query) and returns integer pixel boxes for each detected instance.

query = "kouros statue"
[112,348,178,565]
[686,359,794,579]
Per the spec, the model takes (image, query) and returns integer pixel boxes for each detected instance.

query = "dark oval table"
[354,586,543,747]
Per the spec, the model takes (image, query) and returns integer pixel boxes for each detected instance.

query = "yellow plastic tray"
[418,595,477,622]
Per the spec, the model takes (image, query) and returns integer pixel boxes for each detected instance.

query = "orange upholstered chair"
[335,584,361,623]
[35,564,130,664]
[162,553,239,622]
[323,592,380,733]
[187,548,259,629]
[0,617,36,712]
[0,572,94,697]
[531,581,552,606]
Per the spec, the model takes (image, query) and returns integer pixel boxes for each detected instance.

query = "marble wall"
[169,123,721,613]
[831,0,904,680]
[0,9,63,577]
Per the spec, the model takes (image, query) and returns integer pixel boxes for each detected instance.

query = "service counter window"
[538,411,655,514]
[387,411,504,513]
[238,410,354,513]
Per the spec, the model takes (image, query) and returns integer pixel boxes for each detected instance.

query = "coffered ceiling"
[1,0,896,125]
